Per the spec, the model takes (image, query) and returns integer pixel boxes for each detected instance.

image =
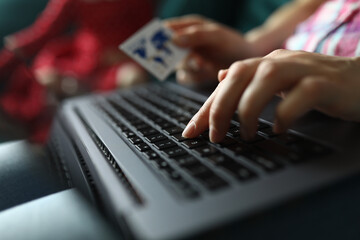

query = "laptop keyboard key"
[226,143,251,155]
[153,140,177,150]
[173,155,199,167]
[182,139,207,149]
[129,137,143,145]
[194,145,218,156]
[138,128,158,137]
[247,153,283,172]
[164,126,184,135]
[135,143,151,152]
[258,128,279,138]
[145,134,167,143]
[143,150,159,160]
[172,133,187,142]
[163,147,187,158]
[220,161,257,181]
[255,140,302,163]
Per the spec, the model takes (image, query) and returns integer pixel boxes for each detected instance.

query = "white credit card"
[120,18,188,81]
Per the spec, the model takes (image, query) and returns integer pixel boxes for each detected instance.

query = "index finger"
[182,83,222,138]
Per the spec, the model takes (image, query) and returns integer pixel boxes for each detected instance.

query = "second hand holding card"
[120,18,188,81]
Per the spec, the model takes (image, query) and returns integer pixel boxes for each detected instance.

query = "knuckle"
[267,49,287,57]
[225,61,250,84]
[300,78,324,96]
[229,61,248,75]
[257,60,278,79]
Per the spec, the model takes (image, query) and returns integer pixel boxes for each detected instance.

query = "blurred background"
[0,0,288,144]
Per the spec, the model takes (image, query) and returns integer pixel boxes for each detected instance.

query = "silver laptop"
[48,81,360,239]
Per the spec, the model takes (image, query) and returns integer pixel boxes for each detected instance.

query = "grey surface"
[0,140,63,211]
[56,82,360,240]
[0,189,120,240]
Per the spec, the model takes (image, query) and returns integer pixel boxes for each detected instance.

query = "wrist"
[245,28,278,57]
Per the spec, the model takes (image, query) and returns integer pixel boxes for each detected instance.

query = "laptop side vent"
[47,135,73,188]
[74,108,144,205]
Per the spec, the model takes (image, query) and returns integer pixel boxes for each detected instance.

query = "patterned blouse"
[285,0,360,57]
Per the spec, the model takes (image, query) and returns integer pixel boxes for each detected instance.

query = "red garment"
[0,0,153,142]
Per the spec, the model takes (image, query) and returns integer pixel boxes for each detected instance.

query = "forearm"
[245,0,327,55]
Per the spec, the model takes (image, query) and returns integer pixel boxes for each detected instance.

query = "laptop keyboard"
[95,84,331,200]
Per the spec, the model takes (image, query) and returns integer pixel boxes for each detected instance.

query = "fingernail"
[177,69,187,82]
[218,69,226,82]
[182,121,196,138]
[177,70,194,84]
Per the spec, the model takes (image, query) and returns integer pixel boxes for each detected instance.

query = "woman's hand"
[165,15,260,84]
[182,49,360,142]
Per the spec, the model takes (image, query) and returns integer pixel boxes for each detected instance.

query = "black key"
[133,123,149,130]
[220,161,257,180]
[207,154,233,165]
[232,114,240,123]
[194,145,218,156]
[226,143,251,155]
[128,137,143,145]
[239,133,265,144]
[153,140,177,150]
[145,134,167,143]
[115,122,127,130]
[246,153,283,172]
[274,133,301,145]
[172,133,187,142]
[173,155,199,167]
[216,136,238,147]
[177,116,191,124]
[188,108,198,115]
[143,150,159,160]
[258,121,271,130]
[163,147,187,158]
[183,162,212,177]
[183,105,196,112]
[163,167,182,181]
[124,115,139,123]
[158,121,176,129]
[258,127,279,137]
[153,158,171,169]
[169,112,184,119]
[228,128,241,137]
[164,126,183,135]
[255,140,302,163]
[153,117,166,124]
[182,139,207,149]
[135,143,151,152]
[197,175,228,191]
[122,130,136,138]
[288,140,331,157]
[138,128,158,137]
[200,131,210,141]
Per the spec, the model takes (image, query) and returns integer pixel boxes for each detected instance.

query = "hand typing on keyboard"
[182,50,360,143]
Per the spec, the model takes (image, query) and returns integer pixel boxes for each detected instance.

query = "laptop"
[47,80,360,239]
